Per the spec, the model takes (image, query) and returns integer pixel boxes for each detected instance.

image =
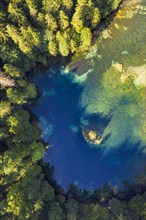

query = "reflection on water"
[33,70,145,190]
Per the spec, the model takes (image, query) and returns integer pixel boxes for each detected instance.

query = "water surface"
[32,0,145,190]
[33,68,145,190]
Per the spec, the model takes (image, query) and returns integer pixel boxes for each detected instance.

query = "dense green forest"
[0,0,146,219]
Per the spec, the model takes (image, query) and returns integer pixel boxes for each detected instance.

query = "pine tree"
[0,11,8,43]
[70,39,77,53]
[0,24,9,43]
[71,7,83,33]
[45,14,58,31]
[112,0,121,10]
[80,27,92,50]
[92,7,101,28]
[59,10,69,30]
[77,0,88,6]
[20,26,40,48]
[42,0,61,12]
[48,38,58,56]
[56,31,70,56]
[8,3,22,19]
[62,0,73,9]
[6,25,32,55]
[8,2,26,24]
[26,0,38,17]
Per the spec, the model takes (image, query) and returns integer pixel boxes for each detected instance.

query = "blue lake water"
[32,66,145,190]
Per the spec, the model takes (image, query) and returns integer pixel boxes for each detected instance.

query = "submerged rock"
[114,23,120,29]
[61,65,93,85]
[42,89,56,97]
[80,117,90,126]
[85,47,97,59]
[102,29,112,39]
[121,51,129,55]
[120,65,146,87]
[69,124,79,133]
[112,62,123,72]
[39,116,53,140]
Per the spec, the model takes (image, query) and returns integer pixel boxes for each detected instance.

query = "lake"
[32,0,145,190]
[32,65,145,190]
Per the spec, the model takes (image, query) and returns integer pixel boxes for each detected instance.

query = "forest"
[0,0,146,219]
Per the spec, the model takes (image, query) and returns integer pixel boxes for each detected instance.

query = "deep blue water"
[32,66,145,190]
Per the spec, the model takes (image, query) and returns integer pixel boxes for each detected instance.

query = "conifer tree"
[48,38,58,56]
[71,7,83,33]
[62,0,73,9]
[59,10,69,30]
[80,27,92,50]
[92,7,101,28]
[56,31,70,56]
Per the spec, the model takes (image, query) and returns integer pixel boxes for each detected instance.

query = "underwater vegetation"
[64,0,146,151]
[39,116,53,141]
[33,57,145,190]
[81,66,146,150]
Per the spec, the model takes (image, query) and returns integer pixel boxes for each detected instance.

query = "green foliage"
[45,14,58,31]
[80,27,92,50]
[70,39,78,53]
[8,2,24,21]
[26,0,39,18]
[7,79,37,104]
[142,203,146,219]
[111,0,121,10]
[48,202,64,220]
[7,109,39,144]
[62,0,73,9]
[66,199,78,220]
[0,145,26,183]
[20,26,40,48]
[48,38,58,56]
[0,10,8,43]
[0,101,11,118]
[0,0,121,60]
[78,203,111,220]
[56,31,70,56]
[42,0,61,12]
[0,42,31,71]
[109,198,125,219]
[3,165,54,220]
[128,194,146,217]
[92,8,101,28]
[71,7,83,33]
[31,142,45,162]
[59,10,69,30]
[0,24,9,43]
[4,64,23,78]
[7,24,32,56]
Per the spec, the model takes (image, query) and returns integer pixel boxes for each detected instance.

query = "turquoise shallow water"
[32,65,145,190]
